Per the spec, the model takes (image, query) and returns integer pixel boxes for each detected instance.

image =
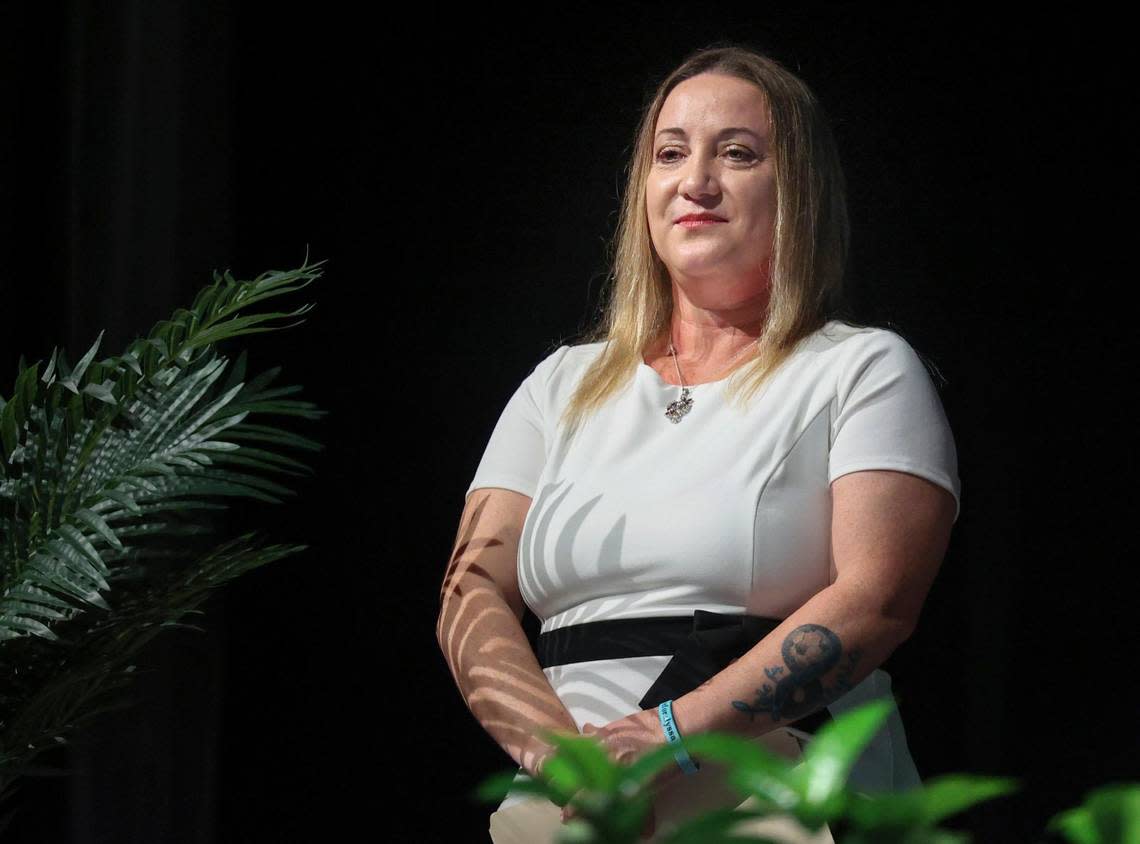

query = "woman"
[437,43,960,842]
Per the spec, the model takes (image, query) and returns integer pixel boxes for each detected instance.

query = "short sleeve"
[829,331,962,523]
[465,346,567,502]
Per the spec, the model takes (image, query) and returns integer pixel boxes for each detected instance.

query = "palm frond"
[0,252,327,804]
[0,252,325,642]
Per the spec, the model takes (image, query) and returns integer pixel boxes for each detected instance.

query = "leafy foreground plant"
[1047,782,1140,844]
[0,254,327,834]
[475,698,1020,843]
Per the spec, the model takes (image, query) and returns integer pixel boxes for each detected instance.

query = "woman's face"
[645,72,776,306]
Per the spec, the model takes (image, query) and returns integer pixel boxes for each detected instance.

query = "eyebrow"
[655,126,766,141]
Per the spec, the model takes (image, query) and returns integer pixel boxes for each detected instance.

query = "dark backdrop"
[0,4,1131,842]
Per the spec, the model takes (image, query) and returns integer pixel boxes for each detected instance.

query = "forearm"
[671,582,914,742]
[437,579,580,776]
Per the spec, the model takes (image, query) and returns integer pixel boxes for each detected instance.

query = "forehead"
[655,72,770,135]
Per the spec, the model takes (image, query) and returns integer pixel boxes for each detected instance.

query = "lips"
[675,213,727,223]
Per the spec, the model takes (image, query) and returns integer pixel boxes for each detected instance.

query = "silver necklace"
[664,339,693,423]
[662,338,755,423]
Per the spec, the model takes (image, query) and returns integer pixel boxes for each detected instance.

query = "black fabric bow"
[636,609,832,734]
[535,609,833,734]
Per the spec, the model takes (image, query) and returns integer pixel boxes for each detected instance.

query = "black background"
[0,3,1132,842]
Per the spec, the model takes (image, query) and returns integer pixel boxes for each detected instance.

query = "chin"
[666,247,737,270]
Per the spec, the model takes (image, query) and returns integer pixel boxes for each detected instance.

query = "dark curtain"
[3,1,234,841]
[0,4,1131,843]
[2,1,375,841]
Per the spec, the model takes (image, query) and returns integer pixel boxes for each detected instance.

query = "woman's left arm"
[560,468,957,830]
[673,467,957,740]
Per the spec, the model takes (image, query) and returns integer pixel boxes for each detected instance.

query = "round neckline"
[637,360,734,389]
[635,320,841,389]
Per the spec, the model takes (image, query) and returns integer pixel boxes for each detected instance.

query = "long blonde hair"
[558,42,856,439]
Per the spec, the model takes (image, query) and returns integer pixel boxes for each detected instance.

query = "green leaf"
[732,767,804,815]
[1049,806,1099,844]
[619,740,704,789]
[662,804,785,843]
[58,330,104,392]
[846,774,1020,830]
[664,731,805,810]
[606,787,656,839]
[41,346,60,383]
[914,774,1020,826]
[670,730,793,775]
[841,830,972,844]
[554,819,602,842]
[542,732,620,792]
[0,258,325,801]
[1088,783,1140,844]
[541,756,589,804]
[795,698,895,804]
[1047,783,1140,844]
[73,508,124,550]
[82,380,119,405]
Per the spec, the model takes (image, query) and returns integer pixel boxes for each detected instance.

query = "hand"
[525,726,580,780]
[559,709,687,840]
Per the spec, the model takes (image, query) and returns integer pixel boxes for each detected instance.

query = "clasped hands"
[551,707,688,841]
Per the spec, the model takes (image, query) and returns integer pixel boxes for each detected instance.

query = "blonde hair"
[558,42,856,439]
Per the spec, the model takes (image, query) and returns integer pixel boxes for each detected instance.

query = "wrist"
[522,734,554,778]
[669,691,705,739]
[657,699,701,774]
[523,724,578,778]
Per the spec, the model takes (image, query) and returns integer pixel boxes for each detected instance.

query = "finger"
[561,788,582,823]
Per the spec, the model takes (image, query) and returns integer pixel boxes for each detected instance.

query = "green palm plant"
[0,254,327,832]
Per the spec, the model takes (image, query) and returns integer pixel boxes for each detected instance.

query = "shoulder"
[816,319,914,356]
[796,321,946,408]
[815,320,937,387]
[535,340,607,376]
[524,340,608,396]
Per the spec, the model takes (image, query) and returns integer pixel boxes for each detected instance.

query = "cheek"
[645,182,665,215]
[740,172,777,214]
[745,190,777,234]
[645,188,669,233]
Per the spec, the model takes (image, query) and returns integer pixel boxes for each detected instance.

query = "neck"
[661,285,769,368]
[661,320,763,372]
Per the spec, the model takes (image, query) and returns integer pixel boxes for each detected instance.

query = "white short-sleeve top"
[467,319,960,632]
[465,318,961,799]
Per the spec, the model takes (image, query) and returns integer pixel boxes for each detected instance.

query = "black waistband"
[537,609,832,734]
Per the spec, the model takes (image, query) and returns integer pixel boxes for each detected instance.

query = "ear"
[582,722,598,735]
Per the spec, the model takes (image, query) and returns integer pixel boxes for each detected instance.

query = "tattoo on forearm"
[730,624,862,722]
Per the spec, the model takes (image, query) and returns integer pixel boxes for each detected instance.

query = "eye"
[654,146,759,164]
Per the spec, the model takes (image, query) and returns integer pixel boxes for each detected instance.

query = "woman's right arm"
[436,486,580,778]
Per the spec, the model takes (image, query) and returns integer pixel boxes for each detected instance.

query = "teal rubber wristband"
[657,699,700,774]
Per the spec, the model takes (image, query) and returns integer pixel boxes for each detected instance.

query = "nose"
[680,153,719,198]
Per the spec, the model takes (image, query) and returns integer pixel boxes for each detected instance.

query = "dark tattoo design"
[731,623,863,723]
